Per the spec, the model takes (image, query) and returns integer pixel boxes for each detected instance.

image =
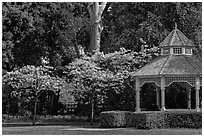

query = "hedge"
[99,111,132,128]
[99,110,202,129]
[132,111,166,129]
[164,110,202,128]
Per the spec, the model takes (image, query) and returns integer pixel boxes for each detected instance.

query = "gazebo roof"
[132,24,201,77]
[159,25,195,47]
[131,54,202,77]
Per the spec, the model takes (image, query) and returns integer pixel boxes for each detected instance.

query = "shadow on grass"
[2,122,100,128]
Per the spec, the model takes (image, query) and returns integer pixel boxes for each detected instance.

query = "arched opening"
[140,82,160,111]
[165,82,193,109]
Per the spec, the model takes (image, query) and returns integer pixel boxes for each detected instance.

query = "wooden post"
[135,77,141,112]
[195,77,200,111]
[160,76,165,111]
[187,88,191,109]
[156,87,160,108]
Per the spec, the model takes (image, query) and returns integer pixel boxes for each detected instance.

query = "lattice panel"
[140,77,161,87]
[165,76,195,87]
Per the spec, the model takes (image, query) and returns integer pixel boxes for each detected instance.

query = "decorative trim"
[140,81,160,87]
[166,80,194,87]
[140,77,161,87]
[165,76,196,87]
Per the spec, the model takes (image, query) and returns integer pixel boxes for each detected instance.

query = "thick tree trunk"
[88,2,107,53]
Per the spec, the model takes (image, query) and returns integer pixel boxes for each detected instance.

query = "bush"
[99,111,132,128]
[132,111,166,129]
[100,110,202,129]
[2,114,90,123]
[164,110,202,128]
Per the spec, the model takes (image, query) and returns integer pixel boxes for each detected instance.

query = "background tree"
[2,2,83,70]
[101,2,201,53]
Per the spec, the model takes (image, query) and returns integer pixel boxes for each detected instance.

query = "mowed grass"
[2,124,202,135]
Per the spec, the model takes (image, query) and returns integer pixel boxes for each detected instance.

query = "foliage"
[99,111,132,128]
[2,65,67,116]
[62,56,114,98]
[2,2,83,70]
[165,110,202,128]
[61,46,159,113]
[132,111,166,129]
[2,2,202,70]
[2,114,90,123]
[100,110,202,129]
[95,47,159,111]
[101,2,201,53]
[3,65,66,92]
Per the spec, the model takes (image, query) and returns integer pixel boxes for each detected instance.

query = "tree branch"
[87,3,93,18]
[98,2,107,17]
[126,82,135,92]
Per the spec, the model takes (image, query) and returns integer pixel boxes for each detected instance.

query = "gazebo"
[132,24,202,112]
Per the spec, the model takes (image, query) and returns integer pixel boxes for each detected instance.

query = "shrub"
[132,111,166,129]
[99,111,132,128]
[2,114,90,123]
[100,110,202,129]
[164,110,202,128]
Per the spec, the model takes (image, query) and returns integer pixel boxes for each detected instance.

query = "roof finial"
[175,22,177,29]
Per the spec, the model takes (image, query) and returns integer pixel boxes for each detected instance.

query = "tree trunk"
[74,40,80,58]
[90,98,94,125]
[50,93,54,115]
[32,98,37,126]
[73,30,81,58]
[88,2,107,53]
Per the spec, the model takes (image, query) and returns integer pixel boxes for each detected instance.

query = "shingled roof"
[131,55,202,77]
[159,25,195,47]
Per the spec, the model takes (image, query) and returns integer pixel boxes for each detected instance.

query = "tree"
[3,65,67,125]
[101,2,201,53]
[2,2,84,70]
[87,2,107,53]
[62,55,114,125]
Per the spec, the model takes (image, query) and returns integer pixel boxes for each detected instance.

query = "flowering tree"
[3,65,67,125]
[62,55,115,124]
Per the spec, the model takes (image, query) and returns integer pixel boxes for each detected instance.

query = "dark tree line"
[3,2,201,71]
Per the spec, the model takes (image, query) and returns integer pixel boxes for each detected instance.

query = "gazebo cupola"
[160,23,194,55]
[132,24,202,112]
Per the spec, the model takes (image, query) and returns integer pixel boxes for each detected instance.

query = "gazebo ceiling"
[131,54,202,77]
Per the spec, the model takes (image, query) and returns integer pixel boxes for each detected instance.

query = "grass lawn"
[2,123,202,135]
